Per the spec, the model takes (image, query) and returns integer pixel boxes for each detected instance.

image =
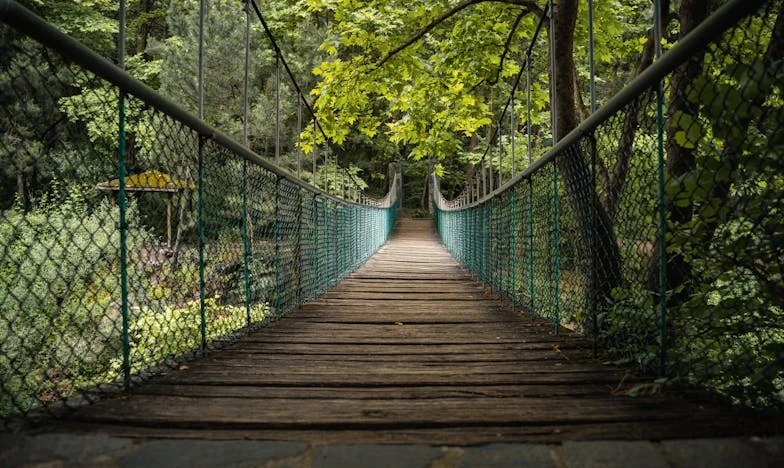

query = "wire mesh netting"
[0,4,399,424]
[434,0,784,411]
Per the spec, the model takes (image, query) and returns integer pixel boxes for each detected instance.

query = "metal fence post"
[590,133,598,352]
[552,163,560,334]
[197,0,207,350]
[274,176,281,314]
[528,177,535,315]
[197,135,207,349]
[654,0,668,376]
[510,189,516,313]
[117,0,130,389]
[242,0,251,327]
[312,194,317,300]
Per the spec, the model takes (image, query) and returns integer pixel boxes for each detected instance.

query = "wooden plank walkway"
[48,219,773,445]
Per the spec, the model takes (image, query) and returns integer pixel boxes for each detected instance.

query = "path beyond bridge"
[43,219,767,445]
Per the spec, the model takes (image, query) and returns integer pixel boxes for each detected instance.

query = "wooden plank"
[132,384,618,399]
[51,417,769,445]
[208,350,596,362]
[321,292,486,300]
[219,342,591,354]
[71,395,710,428]
[177,360,621,375]
[48,217,774,445]
[156,371,639,387]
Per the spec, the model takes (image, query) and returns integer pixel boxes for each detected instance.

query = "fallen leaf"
[395,321,404,326]
[178,364,189,371]
[552,344,561,353]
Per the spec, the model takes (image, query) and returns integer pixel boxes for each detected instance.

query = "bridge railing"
[433,0,783,412]
[0,1,399,424]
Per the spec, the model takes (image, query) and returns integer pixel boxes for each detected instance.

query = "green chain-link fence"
[0,1,399,425]
[434,0,783,412]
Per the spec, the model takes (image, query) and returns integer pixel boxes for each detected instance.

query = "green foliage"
[0,184,151,412]
[131,298,270,372]
[0,183,274,414]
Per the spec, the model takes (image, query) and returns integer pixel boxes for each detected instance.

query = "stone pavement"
[0,433,781,467]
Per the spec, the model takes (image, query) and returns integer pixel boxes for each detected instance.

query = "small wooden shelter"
[96,170,194,247]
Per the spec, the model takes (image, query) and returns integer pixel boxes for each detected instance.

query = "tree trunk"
[647,0,709,302]
[134,0,155,57]
[552,0,623,316]
[16,169,29,211]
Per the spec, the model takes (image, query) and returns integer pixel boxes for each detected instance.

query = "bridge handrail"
[432,0,783,412]
[0,0,400,424]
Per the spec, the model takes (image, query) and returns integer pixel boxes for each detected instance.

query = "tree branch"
[485,8,530,86]
[375,0,544,69]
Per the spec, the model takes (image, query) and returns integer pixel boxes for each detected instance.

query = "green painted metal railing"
[0,1,399,424]
[434,0,784,412]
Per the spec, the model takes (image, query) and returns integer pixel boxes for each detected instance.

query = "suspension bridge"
[29,218,769,445]
[0,0,782,459]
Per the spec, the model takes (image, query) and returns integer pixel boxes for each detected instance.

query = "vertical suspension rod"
[275,52,280,165]
[297,92,302,177]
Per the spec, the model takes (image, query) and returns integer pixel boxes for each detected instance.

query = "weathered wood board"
[45,218,777,444]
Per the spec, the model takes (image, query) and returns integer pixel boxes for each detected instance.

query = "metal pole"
[118,0,130,390]
[198,136,207,349]
[243,1,250,146]
[118,1,126,68]
[197,0,207,349]
[198,0,205,120]
[489,135,494,191]
[297,92,302,177]
[511,92,515,177]
[481,160,486,198]
[323,145,328,192]
[588,0,598,349]
[549,0,560,334]
[274,177,280,313]
[313,119,317,185]
[498,120,503,186]
[588,0,596,114]
[549,0,558,143]
[312,194,317,300]
[242,0,251,327]
[333,155,338,197]
[653,0,668,376]
[275,53,280,165]
[510,190,516,313]
[528,176,534,315]
[526,56,532,166]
